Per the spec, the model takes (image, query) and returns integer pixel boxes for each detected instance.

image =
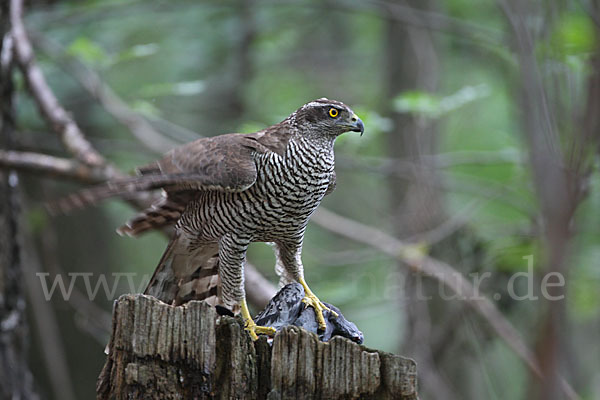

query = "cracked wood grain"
[98,294,418,400]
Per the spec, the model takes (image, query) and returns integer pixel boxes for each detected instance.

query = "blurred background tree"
[1,0,599,399]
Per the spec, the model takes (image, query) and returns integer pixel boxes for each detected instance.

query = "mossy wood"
[97,294,418,399]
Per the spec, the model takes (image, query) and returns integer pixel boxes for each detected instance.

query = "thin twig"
[6,0,280,322]
[313,207,581,398]
[312,207,542,377]
[496,2,583,399]
[10,0,109,168]
[31,32,181,154]
[34,0,504,48]
[403,198,482,245]
[0,148,277,307]
[0,149,107,183]
[245,262,277,309]
[339,149,523,172]
[363,0,503,46]
[146,115,202,143]
[38,219,117,344]
[337,156,535,216]
[20,209,77,400]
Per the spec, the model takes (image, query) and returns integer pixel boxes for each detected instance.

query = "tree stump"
[97,294,418,399]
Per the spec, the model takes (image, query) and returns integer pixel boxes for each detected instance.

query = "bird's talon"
[245,324,259,341]
[241,298,276,341]
[244,319,276,341]
[302,294,331,331]
[255,325,277,335]
[298,278,334,331]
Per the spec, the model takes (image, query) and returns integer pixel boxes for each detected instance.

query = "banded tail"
[49,178,224,307]
[144,233,224,307]
[116,191,195,237]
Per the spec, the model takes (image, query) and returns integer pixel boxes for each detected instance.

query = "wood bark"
[98,294,418,399]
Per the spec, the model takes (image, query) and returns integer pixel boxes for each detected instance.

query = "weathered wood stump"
[97,294,418,399]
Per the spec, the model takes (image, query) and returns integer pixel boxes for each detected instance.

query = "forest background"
[0,1,599,399]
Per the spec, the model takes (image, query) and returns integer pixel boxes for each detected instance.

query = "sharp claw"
[255,326,277,335]
[303,295,330,331]
[244,320,276,341]
[246,325,259,341]
[241,298,276,341]
[298,278,334,331]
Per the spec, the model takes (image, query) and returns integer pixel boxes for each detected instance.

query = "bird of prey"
[61,98,364,340]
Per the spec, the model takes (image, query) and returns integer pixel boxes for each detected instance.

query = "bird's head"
[293,98,364,138]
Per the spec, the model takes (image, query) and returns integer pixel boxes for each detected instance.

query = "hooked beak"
[348,113,364,136]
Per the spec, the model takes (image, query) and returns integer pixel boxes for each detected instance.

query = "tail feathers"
[143,235,180,303]
[174,258,221,306]
[47,172,209,215]
[117,193,192,237]
[47,183,129,215]
[144,236,223,308]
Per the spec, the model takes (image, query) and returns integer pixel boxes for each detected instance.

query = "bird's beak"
[348,113,364,136]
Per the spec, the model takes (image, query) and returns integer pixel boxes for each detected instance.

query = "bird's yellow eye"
[328,108,339,118]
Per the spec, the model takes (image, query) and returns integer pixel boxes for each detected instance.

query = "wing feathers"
[49,172,251,214]
[50,133,268,213]
[50,125,293,233]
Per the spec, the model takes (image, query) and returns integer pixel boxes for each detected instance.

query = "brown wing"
[50,132,281,214]
[138,133,266,192]
[116,127,293,236]
[116,190,195,236]
[140,122,293,177]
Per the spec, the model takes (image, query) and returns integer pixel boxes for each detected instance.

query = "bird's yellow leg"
[299,277,338,331]
[240,299,276,341]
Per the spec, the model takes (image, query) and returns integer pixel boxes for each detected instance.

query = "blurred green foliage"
[16,0,600,399]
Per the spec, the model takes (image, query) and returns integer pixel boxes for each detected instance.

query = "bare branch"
[403,198,482,245]
[7,0,276,332]
[0,149,108,183]
[38,220,114,342]
[146,115,203,143]
[340,149,523,172]
[364,0,503,46]
[31,32,181,154]
[20,219,78,400]
[0,148,277,307]
[10,0,109,167]
[35,0,503,49]
[311,207,542,377]
[313,207,580,398]
[245,262,277,309]
[337,155,535,216]
[497,1,584,398]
